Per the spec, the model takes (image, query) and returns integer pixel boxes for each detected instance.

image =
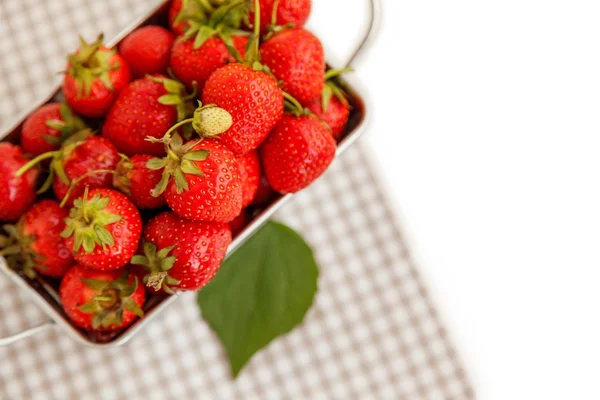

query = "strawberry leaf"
[197,221,319,378]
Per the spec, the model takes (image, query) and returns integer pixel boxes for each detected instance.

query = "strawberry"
[59,265,145,331]
[229,209,247,236]
[261,113,336,193]
[252,173,277,206]
[260,28,325,105]
[61,188,142,271]
[113,155,167,210]
[170,35,248,92]
[202,63,284,154]
[119,26,175,78]
[170,0,250,92]
[238,150,261,207]
[0,200,73,278]
[63,34,131,118]
[306,68,352,140]
[102,75,193,156]
[0,144,39,222]
[20,103,87,156]
[248,0,311,34]
[148,133,242,223]
[131,211,231,292]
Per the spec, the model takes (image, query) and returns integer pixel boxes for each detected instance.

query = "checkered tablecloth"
[0,1,474,398]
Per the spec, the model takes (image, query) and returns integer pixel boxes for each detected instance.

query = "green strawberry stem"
[198,0,215,13]
[324,67,353,81]
[16,152,56,177]
[271,0,281,26]
[282,91,309,116]
[59,169,118,208]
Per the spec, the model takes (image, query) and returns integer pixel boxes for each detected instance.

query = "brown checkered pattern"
[0,0,474,398]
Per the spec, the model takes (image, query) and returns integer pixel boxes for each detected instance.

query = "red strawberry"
[0,143,39,222]
[229,209,247,236]
[202,63,284,154]
[113,155,167,210]
[63,34,131,118]
[55,136,120,208]
[149,134,242,222]
[0,200,73,278]
[249,0,311,34]
[59,265,145,331]
[119,26,175,78]
[170,36,248,92]
[252,173,277,206]
[260,28,324,105]
[20,103,87,156]
[307,96,350,140]
[306,69,352,140]
[238,150,261,207]
[132,211,231,292]
[261,113,335,193]
[102,75,192,156]
[61,188,142,271]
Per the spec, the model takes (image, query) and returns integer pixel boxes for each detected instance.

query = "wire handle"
[0,321,55,346]
[345,0,381,68]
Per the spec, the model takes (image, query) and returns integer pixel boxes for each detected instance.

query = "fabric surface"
[0,0,474,398]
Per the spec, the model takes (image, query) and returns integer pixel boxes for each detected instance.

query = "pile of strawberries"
[0,0,352,333]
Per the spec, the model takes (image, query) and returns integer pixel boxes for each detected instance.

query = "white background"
[312,1,600,399]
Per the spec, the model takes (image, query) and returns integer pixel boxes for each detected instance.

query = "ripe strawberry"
[307,69,352,140]
[260,28,325,105]
[229,209,247,236]
[170,35,248,92]
[113,155,167,209]
[61,188,142,271]
[307,96,350,140]
[59,265,145,331]
[63,34,131,118]
[148,134,242,222]
[0,143,39,222]
[248,0,311,34]
[252,174,277,206]
[20,103,87,156]
[119,26,175,78]
[0,200,73,278]
[202,63,284,154]
[261,113,335,193]
[132,211,231,292]
[102,75,192,156]
[238,150,261,207]
[56,136,120,208]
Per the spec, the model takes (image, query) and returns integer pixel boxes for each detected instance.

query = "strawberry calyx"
[181,0,249,54]
[67,34,119,97]
[0,223,41,279]
[44,103,88,147]
[78,272,144,329]
[147,75,198,122]
[16,129,95,194]
[60,187,123,253]
[174,0,214,32]
[131,242,181,294]
[321,68,352,111]
[146,132,209,196]
[145,102,232,196]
